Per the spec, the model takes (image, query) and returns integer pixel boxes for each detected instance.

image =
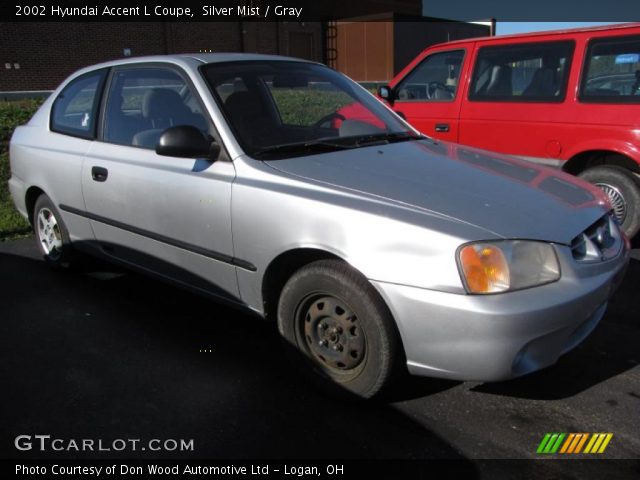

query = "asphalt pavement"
[1,237,639,470]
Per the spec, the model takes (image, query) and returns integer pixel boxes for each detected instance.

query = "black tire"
[277,259,400,399]
[578,165,640,239]
[32,194,76,269]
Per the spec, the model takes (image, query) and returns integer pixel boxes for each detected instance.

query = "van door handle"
[91,166,108,182]
[435,123,450,133]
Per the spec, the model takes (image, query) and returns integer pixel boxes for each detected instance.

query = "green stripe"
[550,433,566,453]
[543,434,559,453]
[537,433,552,453]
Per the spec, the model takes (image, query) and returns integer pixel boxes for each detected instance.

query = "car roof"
[178,52,314,64]
[71,52,316,76]
[441,22,640,47]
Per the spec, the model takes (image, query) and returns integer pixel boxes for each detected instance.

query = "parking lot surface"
[1,238,638,467]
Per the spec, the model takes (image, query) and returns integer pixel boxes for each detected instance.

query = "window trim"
[394,49,466,104]
[578,34,640,104]
[50,68,108,140]
[468,40,576,103]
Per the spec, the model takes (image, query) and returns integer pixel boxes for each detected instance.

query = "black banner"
[1,0,639,22]
[4,459,640,479]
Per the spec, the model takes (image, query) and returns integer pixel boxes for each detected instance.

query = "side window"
[103,67,210,149]
[580,35,640,103]
[395,50,465,102]
[470,41,574,102]
[51,70,106,138]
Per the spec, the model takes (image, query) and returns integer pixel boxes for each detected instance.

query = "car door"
[81,64,240,302]
[46,68,107,243]
[389,48,467,142]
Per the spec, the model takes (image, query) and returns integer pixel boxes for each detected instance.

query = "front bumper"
[372,243,630,382]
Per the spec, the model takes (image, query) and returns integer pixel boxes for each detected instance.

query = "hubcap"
[595,183,627,225]
[301,296,365,371]
[37,208,63,259]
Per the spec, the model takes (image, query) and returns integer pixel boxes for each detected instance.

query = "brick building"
[0,22,325,92]
[0,1,427,93]
[0,1,492,94]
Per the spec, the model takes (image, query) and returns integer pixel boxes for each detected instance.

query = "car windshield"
[201,60,420,159]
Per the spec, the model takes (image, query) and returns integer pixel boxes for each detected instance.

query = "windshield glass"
[200,61,418,159]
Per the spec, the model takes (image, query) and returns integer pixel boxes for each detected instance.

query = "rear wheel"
[277,259,400,399]
[579,165,640,238]
[33,194,76,269]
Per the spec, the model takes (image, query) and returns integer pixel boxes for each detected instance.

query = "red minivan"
[378,23,640,237]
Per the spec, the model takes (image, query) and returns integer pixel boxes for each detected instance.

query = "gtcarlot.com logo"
[537,433,613,455]
[15,435,194,452]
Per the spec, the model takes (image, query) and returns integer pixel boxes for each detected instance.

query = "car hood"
[265,139,609,244]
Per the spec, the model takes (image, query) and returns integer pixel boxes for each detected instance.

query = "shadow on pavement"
[0,248,470,463]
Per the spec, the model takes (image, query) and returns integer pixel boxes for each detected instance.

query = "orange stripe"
[560,433,575,453]
[574,433,589,453]
[567,434,582,453]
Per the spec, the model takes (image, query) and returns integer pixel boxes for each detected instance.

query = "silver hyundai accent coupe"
[9,54,630,398]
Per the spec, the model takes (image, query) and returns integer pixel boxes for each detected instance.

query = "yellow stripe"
[567,434,582,453]
[560,433,575,453]
[574,433,589,453]
[584,433,598,453]
[597,433,613,454]
[591,433,606,453]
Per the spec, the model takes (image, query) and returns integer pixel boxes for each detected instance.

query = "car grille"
[570,213,622,262]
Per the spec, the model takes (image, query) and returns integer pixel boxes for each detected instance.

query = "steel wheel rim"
[37,208,63,259]
[298,294,366,373]
[595,183,627,225]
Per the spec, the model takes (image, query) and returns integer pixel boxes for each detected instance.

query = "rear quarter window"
[50,69,107,139]
[579,35,640,103]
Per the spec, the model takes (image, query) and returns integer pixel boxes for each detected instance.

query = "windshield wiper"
[253,132,426,159]
[253,140,354,159]
[352,131,427,147]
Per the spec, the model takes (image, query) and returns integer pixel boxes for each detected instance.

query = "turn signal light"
[459,244,510,293]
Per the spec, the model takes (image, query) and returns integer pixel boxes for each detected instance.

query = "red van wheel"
[579,165,640,238]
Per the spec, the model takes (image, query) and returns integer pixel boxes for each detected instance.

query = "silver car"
[9,54,630,398]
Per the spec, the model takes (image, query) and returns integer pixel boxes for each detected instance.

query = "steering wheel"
[312,112,346,132]
[426,81,450,100]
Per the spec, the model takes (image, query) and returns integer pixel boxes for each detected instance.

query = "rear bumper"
[372,243,630,382]
[8,174,28,219]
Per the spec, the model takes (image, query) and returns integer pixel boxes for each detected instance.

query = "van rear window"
[469,41,574,103]
[580,35,640,103]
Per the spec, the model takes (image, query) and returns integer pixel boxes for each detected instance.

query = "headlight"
[457,240,560,294]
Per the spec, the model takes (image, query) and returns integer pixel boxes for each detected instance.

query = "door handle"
[91,166,108,182]
[394,110,406,120]
[435,123,450,133]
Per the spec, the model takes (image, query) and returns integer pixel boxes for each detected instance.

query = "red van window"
[580,35,640,103]
[469,41,574,102]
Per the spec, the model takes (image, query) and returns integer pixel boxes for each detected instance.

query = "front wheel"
[277,260,400,399]
[579,165,640,239]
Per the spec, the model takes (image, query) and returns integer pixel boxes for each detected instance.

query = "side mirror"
[156,125,220,161]
[378,85,395,103]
